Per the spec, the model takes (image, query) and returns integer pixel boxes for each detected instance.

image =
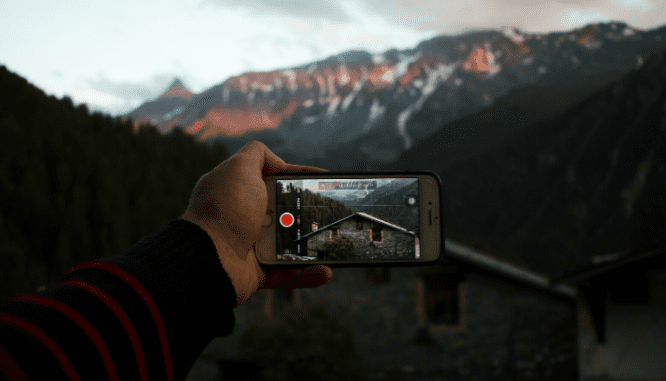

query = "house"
[188,239,580,381]
[292,212,419,260]
[550,245,666,381]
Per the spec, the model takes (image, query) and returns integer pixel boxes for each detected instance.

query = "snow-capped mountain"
[158,78,193,101]
[384,43,666,278]
[120,22,666,167]
[124,77,193,134]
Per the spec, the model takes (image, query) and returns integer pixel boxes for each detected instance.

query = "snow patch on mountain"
[163,106,184,121]
[327,95,341,119]
[283,69,297,92]
[392,51,423,85]
[502,27,526,45]
[303,116,319,125]
[372,53,386,64]
[623,27,635,37]
[381,69,394,82]
[362,98,386,133]
[338,65,350,86]
[571,55,580,67]
[368,98,385,123]
[223,84,230,103]
[414,63,457,110]
[488,62,501,78]
[397,106,414,150]
[341,71,369,112]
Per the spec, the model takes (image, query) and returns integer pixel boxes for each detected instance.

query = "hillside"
[378,45,666,278]
[0,65,229,304]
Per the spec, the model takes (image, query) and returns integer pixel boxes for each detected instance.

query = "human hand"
[181,141,333,308]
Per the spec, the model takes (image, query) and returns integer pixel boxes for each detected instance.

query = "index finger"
[237,141,327,178]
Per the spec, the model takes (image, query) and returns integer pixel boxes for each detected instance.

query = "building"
[550,245,666,381]
[293,212,419,260]
[187,239,579,381]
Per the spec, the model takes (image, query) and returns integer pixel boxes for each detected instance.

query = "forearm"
[0,219,237,381]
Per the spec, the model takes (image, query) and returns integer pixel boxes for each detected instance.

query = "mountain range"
[377,33,666,278]
[121,22,666,171]
[119,21,666,278]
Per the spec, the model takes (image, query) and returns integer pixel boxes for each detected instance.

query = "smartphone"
[256,171,443,268]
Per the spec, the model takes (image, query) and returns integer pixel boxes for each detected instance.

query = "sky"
[1,0,664,117]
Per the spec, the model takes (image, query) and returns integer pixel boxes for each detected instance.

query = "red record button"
[279,212,295,228]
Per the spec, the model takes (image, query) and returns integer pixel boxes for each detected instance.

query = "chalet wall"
[200,266,576,379]
[578,282,666,381]
[305,217,416,260]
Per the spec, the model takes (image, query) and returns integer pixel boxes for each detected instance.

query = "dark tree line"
[0,65,229,304]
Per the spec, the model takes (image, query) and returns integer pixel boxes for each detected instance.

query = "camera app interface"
[276,177,420,261]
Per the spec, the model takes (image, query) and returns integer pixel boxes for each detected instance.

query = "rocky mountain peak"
[158,77,193,101]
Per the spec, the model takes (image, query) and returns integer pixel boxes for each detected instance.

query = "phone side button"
[262,213,273,227]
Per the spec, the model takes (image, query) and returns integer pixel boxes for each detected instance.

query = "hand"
[181,141,333,308]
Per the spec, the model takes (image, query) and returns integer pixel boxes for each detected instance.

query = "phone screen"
[275,177,420,261]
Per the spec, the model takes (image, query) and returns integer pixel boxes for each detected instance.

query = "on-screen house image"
[283,211,420,261]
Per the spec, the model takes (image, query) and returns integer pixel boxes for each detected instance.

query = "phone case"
[261,170,445,268]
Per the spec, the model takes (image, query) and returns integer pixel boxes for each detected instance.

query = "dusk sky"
[2,0,664,117]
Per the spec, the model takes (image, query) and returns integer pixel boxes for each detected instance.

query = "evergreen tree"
[0,65,229,304]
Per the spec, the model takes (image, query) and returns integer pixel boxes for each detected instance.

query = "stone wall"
[304,216,416,260]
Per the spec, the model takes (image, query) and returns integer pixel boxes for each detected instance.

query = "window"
[426,279,459,325]
[357,220,363,230]
[371,228,382,242]
[330,228,339,240]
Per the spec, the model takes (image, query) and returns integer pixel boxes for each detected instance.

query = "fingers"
[234,141,285,179]
[260,266,333,289]
[237,141,327,178]
[296,165,328,173]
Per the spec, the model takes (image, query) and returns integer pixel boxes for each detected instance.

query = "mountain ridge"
[378,42,666,278]
[121,22,666,158]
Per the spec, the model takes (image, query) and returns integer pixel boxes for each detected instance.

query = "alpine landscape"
[122,21,666,279]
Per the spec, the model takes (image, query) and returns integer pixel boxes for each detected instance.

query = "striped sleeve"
[0,218,237,381]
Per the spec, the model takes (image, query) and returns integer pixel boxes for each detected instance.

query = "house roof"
[550,244,666,285]
[296,213,580,302]
[444,239,578,301]
[295,212,415,242]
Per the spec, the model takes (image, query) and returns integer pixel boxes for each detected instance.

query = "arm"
[0,218,236,381]
[0,141,332,381]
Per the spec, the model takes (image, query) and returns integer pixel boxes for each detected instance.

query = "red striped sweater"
[0,219,237,380]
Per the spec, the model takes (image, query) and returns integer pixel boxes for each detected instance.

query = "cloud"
[560,9,611,29]
[86,74,168,100]
[77,73,205,116]
[205,0,352,22]
[353,0,663,34]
